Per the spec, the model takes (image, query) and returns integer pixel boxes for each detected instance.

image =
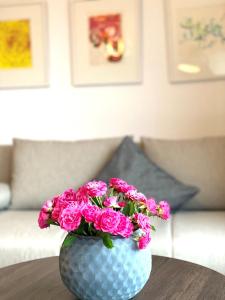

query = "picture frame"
[69,0,142,86]
[0,0,48,89]
[165,0,225,83]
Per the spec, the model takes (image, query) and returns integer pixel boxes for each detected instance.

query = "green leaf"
[151,225,156,231]
[102,233,114,249]
[129,201,135,216]
[74,219,86,235]
[123,201,135,216]
[47,219,59,226]
[62,234,76,248]
[123,202,130,216]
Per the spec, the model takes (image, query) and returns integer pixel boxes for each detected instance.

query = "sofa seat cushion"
[150,216,172,258]
[0,211,66,268]
[11,138,122,209]
[173,211,225,275]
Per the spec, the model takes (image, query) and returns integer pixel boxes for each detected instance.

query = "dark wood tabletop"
[0,256,224,300]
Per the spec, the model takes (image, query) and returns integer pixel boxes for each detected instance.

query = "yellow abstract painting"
[0,19,32,69]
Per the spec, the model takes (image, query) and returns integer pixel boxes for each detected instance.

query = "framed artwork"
[165,0,225,83]
[0,1,48,88]
[70,0,142,86]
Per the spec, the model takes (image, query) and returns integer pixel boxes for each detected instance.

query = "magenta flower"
[157,201,170,220]
[118,201,126,207]
[134,213,151,231]
[110,178,136,193]
[41,199,53,213]
[51,196,61,222]
[60,188,76,201]
[146,198,157,215]
[59,205,82,231]
[116,214,134,238]
[75,186,90,204]
[94,208,121,234]
[59,189,76,209]
[84,181,107,197]
[138,232,151,250]
[103,196,118,207]
[38,211,50,229]
[82,204,100,223]
[125,190,147,202]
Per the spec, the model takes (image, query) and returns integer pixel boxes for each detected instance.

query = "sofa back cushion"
[0,146,12,183]
[141,137,225,210]
[11,138,122,209]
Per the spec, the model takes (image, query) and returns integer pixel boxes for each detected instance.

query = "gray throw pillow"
[96,137,199,210]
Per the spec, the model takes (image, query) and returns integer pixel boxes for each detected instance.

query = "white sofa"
[0,137,224,275]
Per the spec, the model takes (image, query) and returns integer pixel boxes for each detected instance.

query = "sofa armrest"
[0,183,11,210]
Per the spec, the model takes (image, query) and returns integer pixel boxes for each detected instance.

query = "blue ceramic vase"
[59,235,152,300]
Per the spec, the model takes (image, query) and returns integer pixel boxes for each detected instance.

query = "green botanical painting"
[180,15,225,48]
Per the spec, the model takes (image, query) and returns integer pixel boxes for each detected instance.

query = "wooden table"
[0,256,224,299]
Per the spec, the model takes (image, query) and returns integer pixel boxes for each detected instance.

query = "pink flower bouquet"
[38,178,170,249]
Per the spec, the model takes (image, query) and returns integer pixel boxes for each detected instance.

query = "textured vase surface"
[59,235,152,300]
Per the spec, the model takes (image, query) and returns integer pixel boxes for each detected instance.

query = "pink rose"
[103,196,118,207]
[125,190,147,202]
[59,205,82,231]
[134,213,151,231]
[82,204,100,223]
[157,201,170,220]
[84,181,107,197]
[94,208,121,234]
[115,214,134,238]
[138,232,151,249]
[38,211,50,229]
[146,198,157,215]
[41,199,53,213]
[109,178,136,193]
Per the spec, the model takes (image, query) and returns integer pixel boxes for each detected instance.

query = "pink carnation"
[157,201,170,220]
[125,190,147,202]
[134,213,151,231]
[94,208,121,234]
[82,204,100,223]
[138,232,151,250]
[38,211,50,229]
[146,198,157,215]
[109,178,136,193]
[41,199,53,213]
[75,186,90,204]
[115,214,134,238]
[103,196,118,207]
[84,181,107,197]
[59,189,76,209]
[51,196,61,222]
[59,205,82,231]
[118,201,126,207]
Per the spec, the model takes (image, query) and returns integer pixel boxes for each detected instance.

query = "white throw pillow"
[0,183,11,210]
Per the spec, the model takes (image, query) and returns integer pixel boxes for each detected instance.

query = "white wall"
[0,0,225,144]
